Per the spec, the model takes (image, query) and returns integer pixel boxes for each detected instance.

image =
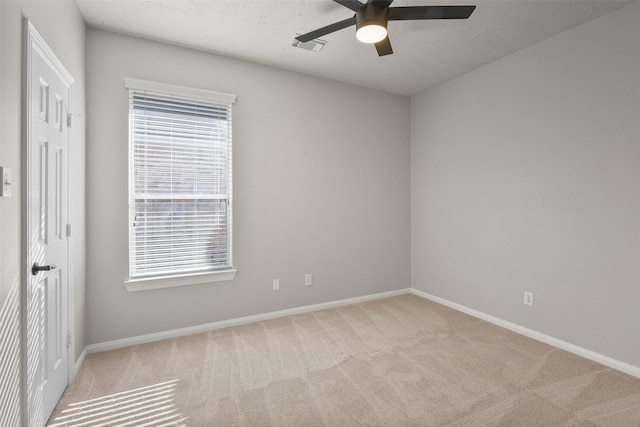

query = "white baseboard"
[411,288,640,380]
[87,288,411,354]
[82,286,640,381]
[74,346,89,377]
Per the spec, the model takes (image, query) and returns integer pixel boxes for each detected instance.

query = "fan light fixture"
[355,4,388,44]
[294,1,476,57]
[356,23,387,43]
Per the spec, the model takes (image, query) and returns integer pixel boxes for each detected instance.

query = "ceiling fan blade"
[375,36,393,56]
[388,5,476,21]
[295,16,357,43]
[333,0,364,12]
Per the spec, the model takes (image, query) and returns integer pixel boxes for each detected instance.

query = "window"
[125,78,236,291]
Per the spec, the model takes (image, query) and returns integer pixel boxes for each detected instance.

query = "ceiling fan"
[295,0,476,56]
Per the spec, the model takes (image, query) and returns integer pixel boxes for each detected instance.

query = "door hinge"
[66,332,72,348]
[67,113,72,128]
[66,223,72,238]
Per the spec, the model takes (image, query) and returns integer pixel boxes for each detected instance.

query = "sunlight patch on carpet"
[47,379,187,427]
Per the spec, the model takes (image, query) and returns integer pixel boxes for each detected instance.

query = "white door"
[24,21,74,427]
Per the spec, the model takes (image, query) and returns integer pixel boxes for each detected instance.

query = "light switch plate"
[0,167,11,197]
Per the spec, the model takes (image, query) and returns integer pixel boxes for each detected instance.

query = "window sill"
[124,269,237,292]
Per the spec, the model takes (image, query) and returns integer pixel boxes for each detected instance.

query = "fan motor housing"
[356,4,389,32]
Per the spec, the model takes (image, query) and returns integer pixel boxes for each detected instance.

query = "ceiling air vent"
[292,36,326,52]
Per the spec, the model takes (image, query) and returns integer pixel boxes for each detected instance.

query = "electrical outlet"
[524,291,534,307]
[273,279,280,291]
[305,274,313,287]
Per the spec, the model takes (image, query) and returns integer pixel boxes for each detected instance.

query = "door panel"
[24,21,74,427]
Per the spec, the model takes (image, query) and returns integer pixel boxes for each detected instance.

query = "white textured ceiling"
[76,0,632,95]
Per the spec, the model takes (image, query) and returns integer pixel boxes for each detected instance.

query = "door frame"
[21,19,76,425]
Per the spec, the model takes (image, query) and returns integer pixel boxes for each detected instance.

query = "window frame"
[123,78,237,292]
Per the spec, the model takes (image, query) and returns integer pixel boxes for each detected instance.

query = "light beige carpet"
[47,294,640,426]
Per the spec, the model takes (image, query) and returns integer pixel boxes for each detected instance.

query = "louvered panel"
[128,85,234,278]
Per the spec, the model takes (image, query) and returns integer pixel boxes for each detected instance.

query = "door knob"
[31,262,57,275]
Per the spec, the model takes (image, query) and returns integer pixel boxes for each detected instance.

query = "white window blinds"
[126,79,235,279]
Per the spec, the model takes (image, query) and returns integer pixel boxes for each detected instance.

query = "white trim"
[124,77,236,104]
[124,269,237,292]
[87,288,411,353]
[66,75,76,387]
[410,288,640,380]
[74,347,89,378]
[78,287,640,383]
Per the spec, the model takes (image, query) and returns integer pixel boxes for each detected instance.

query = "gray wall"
[0,0,87,423]
[86,29,411,344]
[411,2,640,367]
